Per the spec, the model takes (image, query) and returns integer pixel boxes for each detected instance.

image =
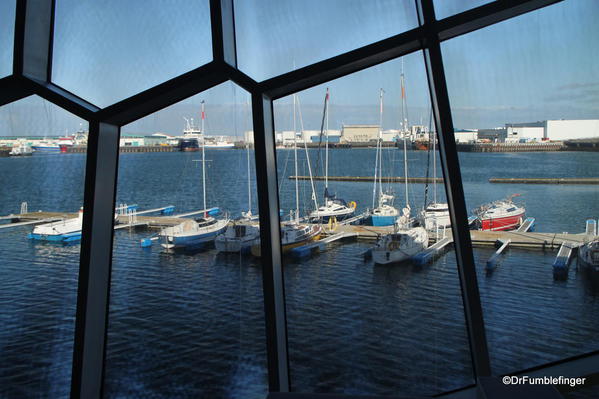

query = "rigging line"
[312,88,329,200]
[423,107,433,211]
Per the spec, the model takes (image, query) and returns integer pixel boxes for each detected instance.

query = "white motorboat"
[473,195,525,231]
[29,209,83,242]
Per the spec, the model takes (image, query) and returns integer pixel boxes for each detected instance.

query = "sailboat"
[368,89,400,226]
[160,101,229,249]
[423,117,451,231]
[373,64,429,265]
[251,93,321,257]
[578,239,599,273]
[309,88,356,222]
[215,140,260,253]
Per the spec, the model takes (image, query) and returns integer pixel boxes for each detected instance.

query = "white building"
[545,119,599,140]
[454,129,478,143]
[505,122,544,142]
[505,119,599,142]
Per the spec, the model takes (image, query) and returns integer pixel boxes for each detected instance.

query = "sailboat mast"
[247,142,252,214]
[432,117,437,204]
[372,89,382,208]
[297,95,319,213]
[379,89,384,199]
[293,94,299,223]
[400,60,409,208]
[201,100,207,215]
[325,88,329,193]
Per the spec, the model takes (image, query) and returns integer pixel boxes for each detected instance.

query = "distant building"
[504,119,599,142]
[505,122,544,142]
[477,128,507,143]
[341,124,379,142]
[454,129,478,143]
[545,119,599,140]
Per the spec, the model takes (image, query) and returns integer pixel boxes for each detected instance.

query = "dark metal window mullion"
[252,93,291,392]
[70,121,121,399]
[417,0,492,379]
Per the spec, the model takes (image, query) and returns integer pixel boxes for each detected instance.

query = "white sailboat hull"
[372,227,429,265]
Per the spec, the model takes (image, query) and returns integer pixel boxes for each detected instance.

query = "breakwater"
[456,142,564,152]
[490,177,599,184]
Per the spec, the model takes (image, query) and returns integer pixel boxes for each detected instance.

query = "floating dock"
[289,176,443,183]
[412,236,453,265]
[552,242,579,278]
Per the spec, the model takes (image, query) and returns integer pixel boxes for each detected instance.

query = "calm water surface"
[0,149,598,398]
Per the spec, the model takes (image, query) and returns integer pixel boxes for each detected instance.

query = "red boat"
[473,195,525,231]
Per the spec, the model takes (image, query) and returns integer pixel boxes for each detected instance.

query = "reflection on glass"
[235,0,418,81]
[442,0,599,375]
[104,82,267,398]
[0,96,88,397]
[433,0,492,20]
[52,0,212,107]
[273,53,474,396]
[0,0,16,78]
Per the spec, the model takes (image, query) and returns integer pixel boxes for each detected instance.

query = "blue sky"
[0,0,598,136]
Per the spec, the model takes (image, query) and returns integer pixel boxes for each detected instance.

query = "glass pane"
[434,0,493,20]
[52,0,212,108]
[0,96,88,397]
[235,0,418,81]
[273,52,474,396]
[105,82,267,398]
[0,0,15,78]
[442,0,599,376]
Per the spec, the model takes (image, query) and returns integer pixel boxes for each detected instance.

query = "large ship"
[179,116,201,152]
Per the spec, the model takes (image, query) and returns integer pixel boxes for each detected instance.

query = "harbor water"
[0,149,598,398]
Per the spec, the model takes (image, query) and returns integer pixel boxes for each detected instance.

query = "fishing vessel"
[472,194,525,231]
[9,140,33,156]
[32,140,61,153]
[309,89,356,222]
[422,121,450,231]
[179,104,204,152]
[215,141,260,253]
[28,209,83,242]
[161,102,230,249]
[578,240,599,273]
[368,89,399,226]
[251,93,322,256]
